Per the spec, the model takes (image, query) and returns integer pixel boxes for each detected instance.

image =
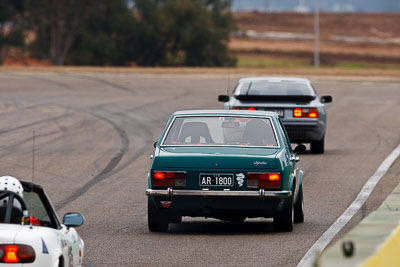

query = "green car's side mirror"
[153,141,158,148]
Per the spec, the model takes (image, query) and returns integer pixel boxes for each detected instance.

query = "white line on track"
[297,143,400,267]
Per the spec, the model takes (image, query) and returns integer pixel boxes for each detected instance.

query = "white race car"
[0,177,84,266]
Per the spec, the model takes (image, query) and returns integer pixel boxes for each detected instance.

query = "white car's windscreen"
[24,192,53,227]
[0,191,53,227]
[162,116,278,147]
[234,81,314,96]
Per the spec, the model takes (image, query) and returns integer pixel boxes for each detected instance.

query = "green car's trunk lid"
[157,147,278,169]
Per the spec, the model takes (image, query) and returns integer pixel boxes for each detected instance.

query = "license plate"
[264,109,284,117]
[199,174,234,186]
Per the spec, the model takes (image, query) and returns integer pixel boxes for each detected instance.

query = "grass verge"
[1,65,400,80]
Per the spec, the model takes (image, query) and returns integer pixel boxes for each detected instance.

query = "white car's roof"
[238,77,311,83]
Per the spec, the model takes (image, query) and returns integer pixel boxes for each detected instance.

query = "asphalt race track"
[0,71,399,266]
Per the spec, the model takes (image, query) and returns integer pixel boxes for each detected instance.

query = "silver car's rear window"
[162,116,279,147]
[234,80,314,96]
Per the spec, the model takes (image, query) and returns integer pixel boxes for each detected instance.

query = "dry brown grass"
[234,12,400,38]
[232,12,400,66]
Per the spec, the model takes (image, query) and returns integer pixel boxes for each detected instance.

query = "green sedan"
[146,110,305,232]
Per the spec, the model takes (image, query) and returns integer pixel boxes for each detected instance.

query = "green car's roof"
[173,109,279,118]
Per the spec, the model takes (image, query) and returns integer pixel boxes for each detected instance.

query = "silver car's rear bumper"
[146,188,291,200]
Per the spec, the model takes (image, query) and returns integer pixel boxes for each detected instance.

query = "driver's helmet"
[0,176,24,208]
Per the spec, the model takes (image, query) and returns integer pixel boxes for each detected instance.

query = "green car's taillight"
[247,172,281,188]
[153,171,186,187]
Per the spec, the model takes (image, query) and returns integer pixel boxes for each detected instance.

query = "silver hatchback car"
[218,77,332,154]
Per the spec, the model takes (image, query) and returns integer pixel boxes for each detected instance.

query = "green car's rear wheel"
[148,198,169,232]
[273,194,294,232]
[294,186,304,223]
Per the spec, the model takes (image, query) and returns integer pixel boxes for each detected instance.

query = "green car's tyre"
[294,186,304,223]
[311,136,324,154]
[148,198,169,232]
[273,193,294,232]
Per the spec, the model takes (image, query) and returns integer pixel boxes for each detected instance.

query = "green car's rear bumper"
[146,188,292,219]
[146,188,291,199]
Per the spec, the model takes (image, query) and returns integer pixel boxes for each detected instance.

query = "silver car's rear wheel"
[311,136,324,154]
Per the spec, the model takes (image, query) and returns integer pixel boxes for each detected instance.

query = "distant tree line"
[0,0,25,64]
[0,0,236,66]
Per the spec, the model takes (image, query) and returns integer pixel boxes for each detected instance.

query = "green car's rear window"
[162,116,279,147]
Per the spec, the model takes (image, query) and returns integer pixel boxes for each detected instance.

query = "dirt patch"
[230,37,400,65]
[232,12,400,66]
[234,12,400,38]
